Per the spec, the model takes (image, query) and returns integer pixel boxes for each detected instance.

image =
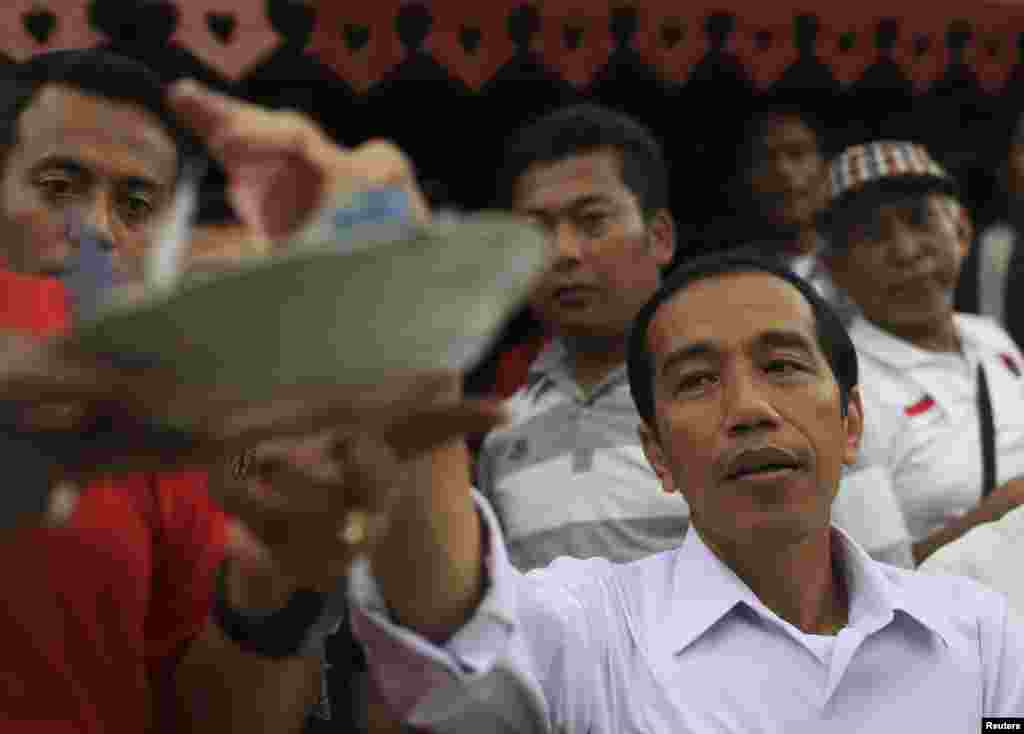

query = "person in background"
[821,140,1024,569]
[0,51,499,733]
[958,111,1024,348]
[715,98,856,324]
[474,104,688,571]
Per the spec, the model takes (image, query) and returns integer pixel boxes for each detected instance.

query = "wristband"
[212,561,349,659]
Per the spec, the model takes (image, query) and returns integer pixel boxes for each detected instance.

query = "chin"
[740,510,830,546]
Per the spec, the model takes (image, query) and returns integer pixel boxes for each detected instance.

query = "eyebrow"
[30,155,164,192]
[522,194,615,220]
[659,328,817,377]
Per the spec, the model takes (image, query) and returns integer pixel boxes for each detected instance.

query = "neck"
[562,332,628,393]
[701,525,847,635]
[781,226,820,258]
[880,317,961,354]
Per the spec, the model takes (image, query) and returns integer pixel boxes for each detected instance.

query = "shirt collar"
[849,316,957,370]
[663,523,954,655]
[526,338,629,398]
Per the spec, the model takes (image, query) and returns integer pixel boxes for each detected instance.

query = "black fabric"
[211,562,327,659]
[978,364,997,499]
[0,402,56,533]
[303,603,367,732]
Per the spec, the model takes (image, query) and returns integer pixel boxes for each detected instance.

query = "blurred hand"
[213,432,404,591]
[0,329,504,535]
[167,79,431,242]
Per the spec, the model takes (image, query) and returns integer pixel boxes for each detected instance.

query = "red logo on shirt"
[905,396,935,416]
[1001,353,1021,377]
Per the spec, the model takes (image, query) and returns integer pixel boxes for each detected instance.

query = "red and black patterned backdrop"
[3,1,1024,240]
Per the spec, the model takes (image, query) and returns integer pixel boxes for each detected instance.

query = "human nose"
[550,219,584,271]
[67,195,117,253]
[885,223,926,266]
[722,365,781,438]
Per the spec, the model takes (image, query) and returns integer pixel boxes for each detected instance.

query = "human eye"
[674,371,719,397]
[36,173,77,203]
[119,192,157,223]
[576,210,611,237]
[764,357,811,378]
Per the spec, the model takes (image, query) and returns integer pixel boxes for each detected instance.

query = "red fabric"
[0,269,71,337]
[492,332,551,400]
[905,396,936,416]
[0,271,228,733]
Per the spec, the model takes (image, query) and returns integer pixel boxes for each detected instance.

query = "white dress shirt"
[349,491,1024,733]
[920,505,1024,616]
[834,314,1024,559]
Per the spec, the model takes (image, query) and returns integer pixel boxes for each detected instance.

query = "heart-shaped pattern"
[459,25,482,55]
[206,12,237,45]
[661,20,685,49]
[343,23,370,51]
[755,30,773,51]
[23,8,57,45]
[563,23,584,51]
[986,38,1002,58]
[913,34,931,57]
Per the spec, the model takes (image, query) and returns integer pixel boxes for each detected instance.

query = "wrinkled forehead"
[10,84,178,181]
[647,271,818,362]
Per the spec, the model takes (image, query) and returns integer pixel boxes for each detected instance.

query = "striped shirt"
[477,340,689,571]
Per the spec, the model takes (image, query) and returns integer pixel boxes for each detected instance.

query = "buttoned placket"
[568,371,629,474]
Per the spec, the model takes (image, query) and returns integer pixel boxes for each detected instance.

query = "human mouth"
[723,446,804,482]
[553,285,598,306]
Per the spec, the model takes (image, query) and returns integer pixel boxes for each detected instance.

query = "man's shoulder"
[957,313,1020,354]
[523,547,677,610]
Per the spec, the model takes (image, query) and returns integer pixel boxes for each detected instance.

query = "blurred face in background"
[744,114,826,234]
[515,148,675,341]
[826,192,969,343]
[0,85,177,279]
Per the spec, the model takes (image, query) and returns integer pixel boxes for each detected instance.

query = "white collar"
[661,523,955,655]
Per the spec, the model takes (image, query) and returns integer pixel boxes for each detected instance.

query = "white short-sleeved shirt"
[477,340,688,571]
[834,314,1024,555]
[920,505,1024,615]
[349,491,1024,733]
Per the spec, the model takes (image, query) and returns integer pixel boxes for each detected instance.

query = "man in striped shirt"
[476,104,688,571]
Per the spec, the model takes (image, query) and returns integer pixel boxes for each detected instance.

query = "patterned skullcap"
[826,141,956,210]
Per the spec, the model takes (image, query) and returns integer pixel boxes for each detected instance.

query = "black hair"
[0,48,201,175]
[627,250,859,428]
[494,103,670,220]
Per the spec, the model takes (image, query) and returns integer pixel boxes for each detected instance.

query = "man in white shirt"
[351,251,1024,732]
[477,104,687,570]
[821,141,1024,568]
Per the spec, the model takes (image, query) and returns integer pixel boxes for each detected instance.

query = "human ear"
[639,422,679,495]
[841,385,864,467]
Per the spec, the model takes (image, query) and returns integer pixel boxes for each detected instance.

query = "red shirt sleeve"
[0,269,70,336]
[145,470,228,664]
